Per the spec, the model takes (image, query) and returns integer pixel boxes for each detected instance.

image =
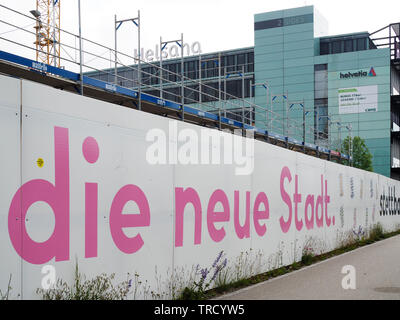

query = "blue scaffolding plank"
[287,137,302,146]
[269,132,286,141]
[0,50,79,81]
[304,142,317,150]
[317,146,330,154]
[83,76,138,98]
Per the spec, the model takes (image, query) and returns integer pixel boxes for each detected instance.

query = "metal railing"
[370,22,400,60]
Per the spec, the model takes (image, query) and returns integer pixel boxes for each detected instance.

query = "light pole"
[114,12,141,109]
[226,69,246,130]
[78,0,83,95]
[199,54,221,128]
[271,93,288,136]
[251,82,270,130]
[316,113,332,148]
[288,100,309,144]
[30,9,42,63]
[160,34,184,120]
[335,122,352,159]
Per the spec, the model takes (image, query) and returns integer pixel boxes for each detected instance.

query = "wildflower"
[200,268,209,281]
[211,267,220,282]
[212,251,224,268]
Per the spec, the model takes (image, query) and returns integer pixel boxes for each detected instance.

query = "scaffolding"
[0,3,352,163]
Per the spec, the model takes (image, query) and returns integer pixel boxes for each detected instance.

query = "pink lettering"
[207,190,230,243]
[315,175,324,228]
[109,185,150,254]
[294,175,303,231]
[325,180,332,226]
[85,183,98,258]
[280,166,292,233]
[175,187,202,247]
[8,126,70,264]
[304,195,314,230]
[234,191,251,239]
[253,192,269,237]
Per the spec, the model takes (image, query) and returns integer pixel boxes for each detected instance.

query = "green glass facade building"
[253,5,398,178]
[88,5,400,179]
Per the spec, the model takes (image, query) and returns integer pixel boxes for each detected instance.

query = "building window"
[226,55,235,72]
[247,52,254,72]
[314,98,329,140]
[237,54,245,69]
[320,42,329,55]
[344,39,353,52]
[168,64,177,82]
[314,64,328,99]
[357,38,366,51]
[332,40,342,54]
[320,35,371,55]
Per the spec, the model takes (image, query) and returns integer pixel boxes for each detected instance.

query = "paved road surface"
[216,235,400,300]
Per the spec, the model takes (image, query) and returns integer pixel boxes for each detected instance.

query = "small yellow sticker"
[37,158,44,168]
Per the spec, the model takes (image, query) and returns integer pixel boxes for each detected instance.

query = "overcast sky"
[1,0,399,68]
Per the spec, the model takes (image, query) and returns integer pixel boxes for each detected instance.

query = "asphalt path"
[215,235,400,300]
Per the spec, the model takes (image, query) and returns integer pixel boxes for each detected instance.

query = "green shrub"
[369,223,384,242]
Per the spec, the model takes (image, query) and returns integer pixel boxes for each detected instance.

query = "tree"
[342,136,373,172]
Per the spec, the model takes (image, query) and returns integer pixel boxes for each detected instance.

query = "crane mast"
[33,0,61,67]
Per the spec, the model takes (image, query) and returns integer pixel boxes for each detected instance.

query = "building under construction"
[0,4,399,177]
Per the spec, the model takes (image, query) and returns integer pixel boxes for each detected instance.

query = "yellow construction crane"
[30,0,61,67]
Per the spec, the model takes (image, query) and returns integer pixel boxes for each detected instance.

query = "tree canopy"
[342,136,373,172]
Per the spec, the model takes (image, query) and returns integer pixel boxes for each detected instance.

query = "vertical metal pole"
[242,66,245,127]
[270,93,273,131]
[265,85,269,130]
[138,10,142,111]
[285,91,289,136]
[303,103,306,144]
[218,53,222,130]
[114,14,117,85]
[199,54,202,105]
[282,96,285,136]
[250,80,253,125]
[316,110,319,145]
[160,36,163,99]
[75,35,77,66]
[349,124,353,166]
[224,66,227,117]
[389,26,392,59]
[53,0,56,67]
[328,116,331,148]
[181,33,184,121]
[78,0,83,95]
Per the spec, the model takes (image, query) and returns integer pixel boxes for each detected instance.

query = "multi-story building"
[87,5,400,179]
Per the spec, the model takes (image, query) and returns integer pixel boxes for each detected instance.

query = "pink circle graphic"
[82,137,99,164]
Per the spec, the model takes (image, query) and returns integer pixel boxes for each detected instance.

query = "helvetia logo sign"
[368,67,376,77]
[340,67,376,79]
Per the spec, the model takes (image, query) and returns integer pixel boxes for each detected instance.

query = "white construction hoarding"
[0,74,399,299]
